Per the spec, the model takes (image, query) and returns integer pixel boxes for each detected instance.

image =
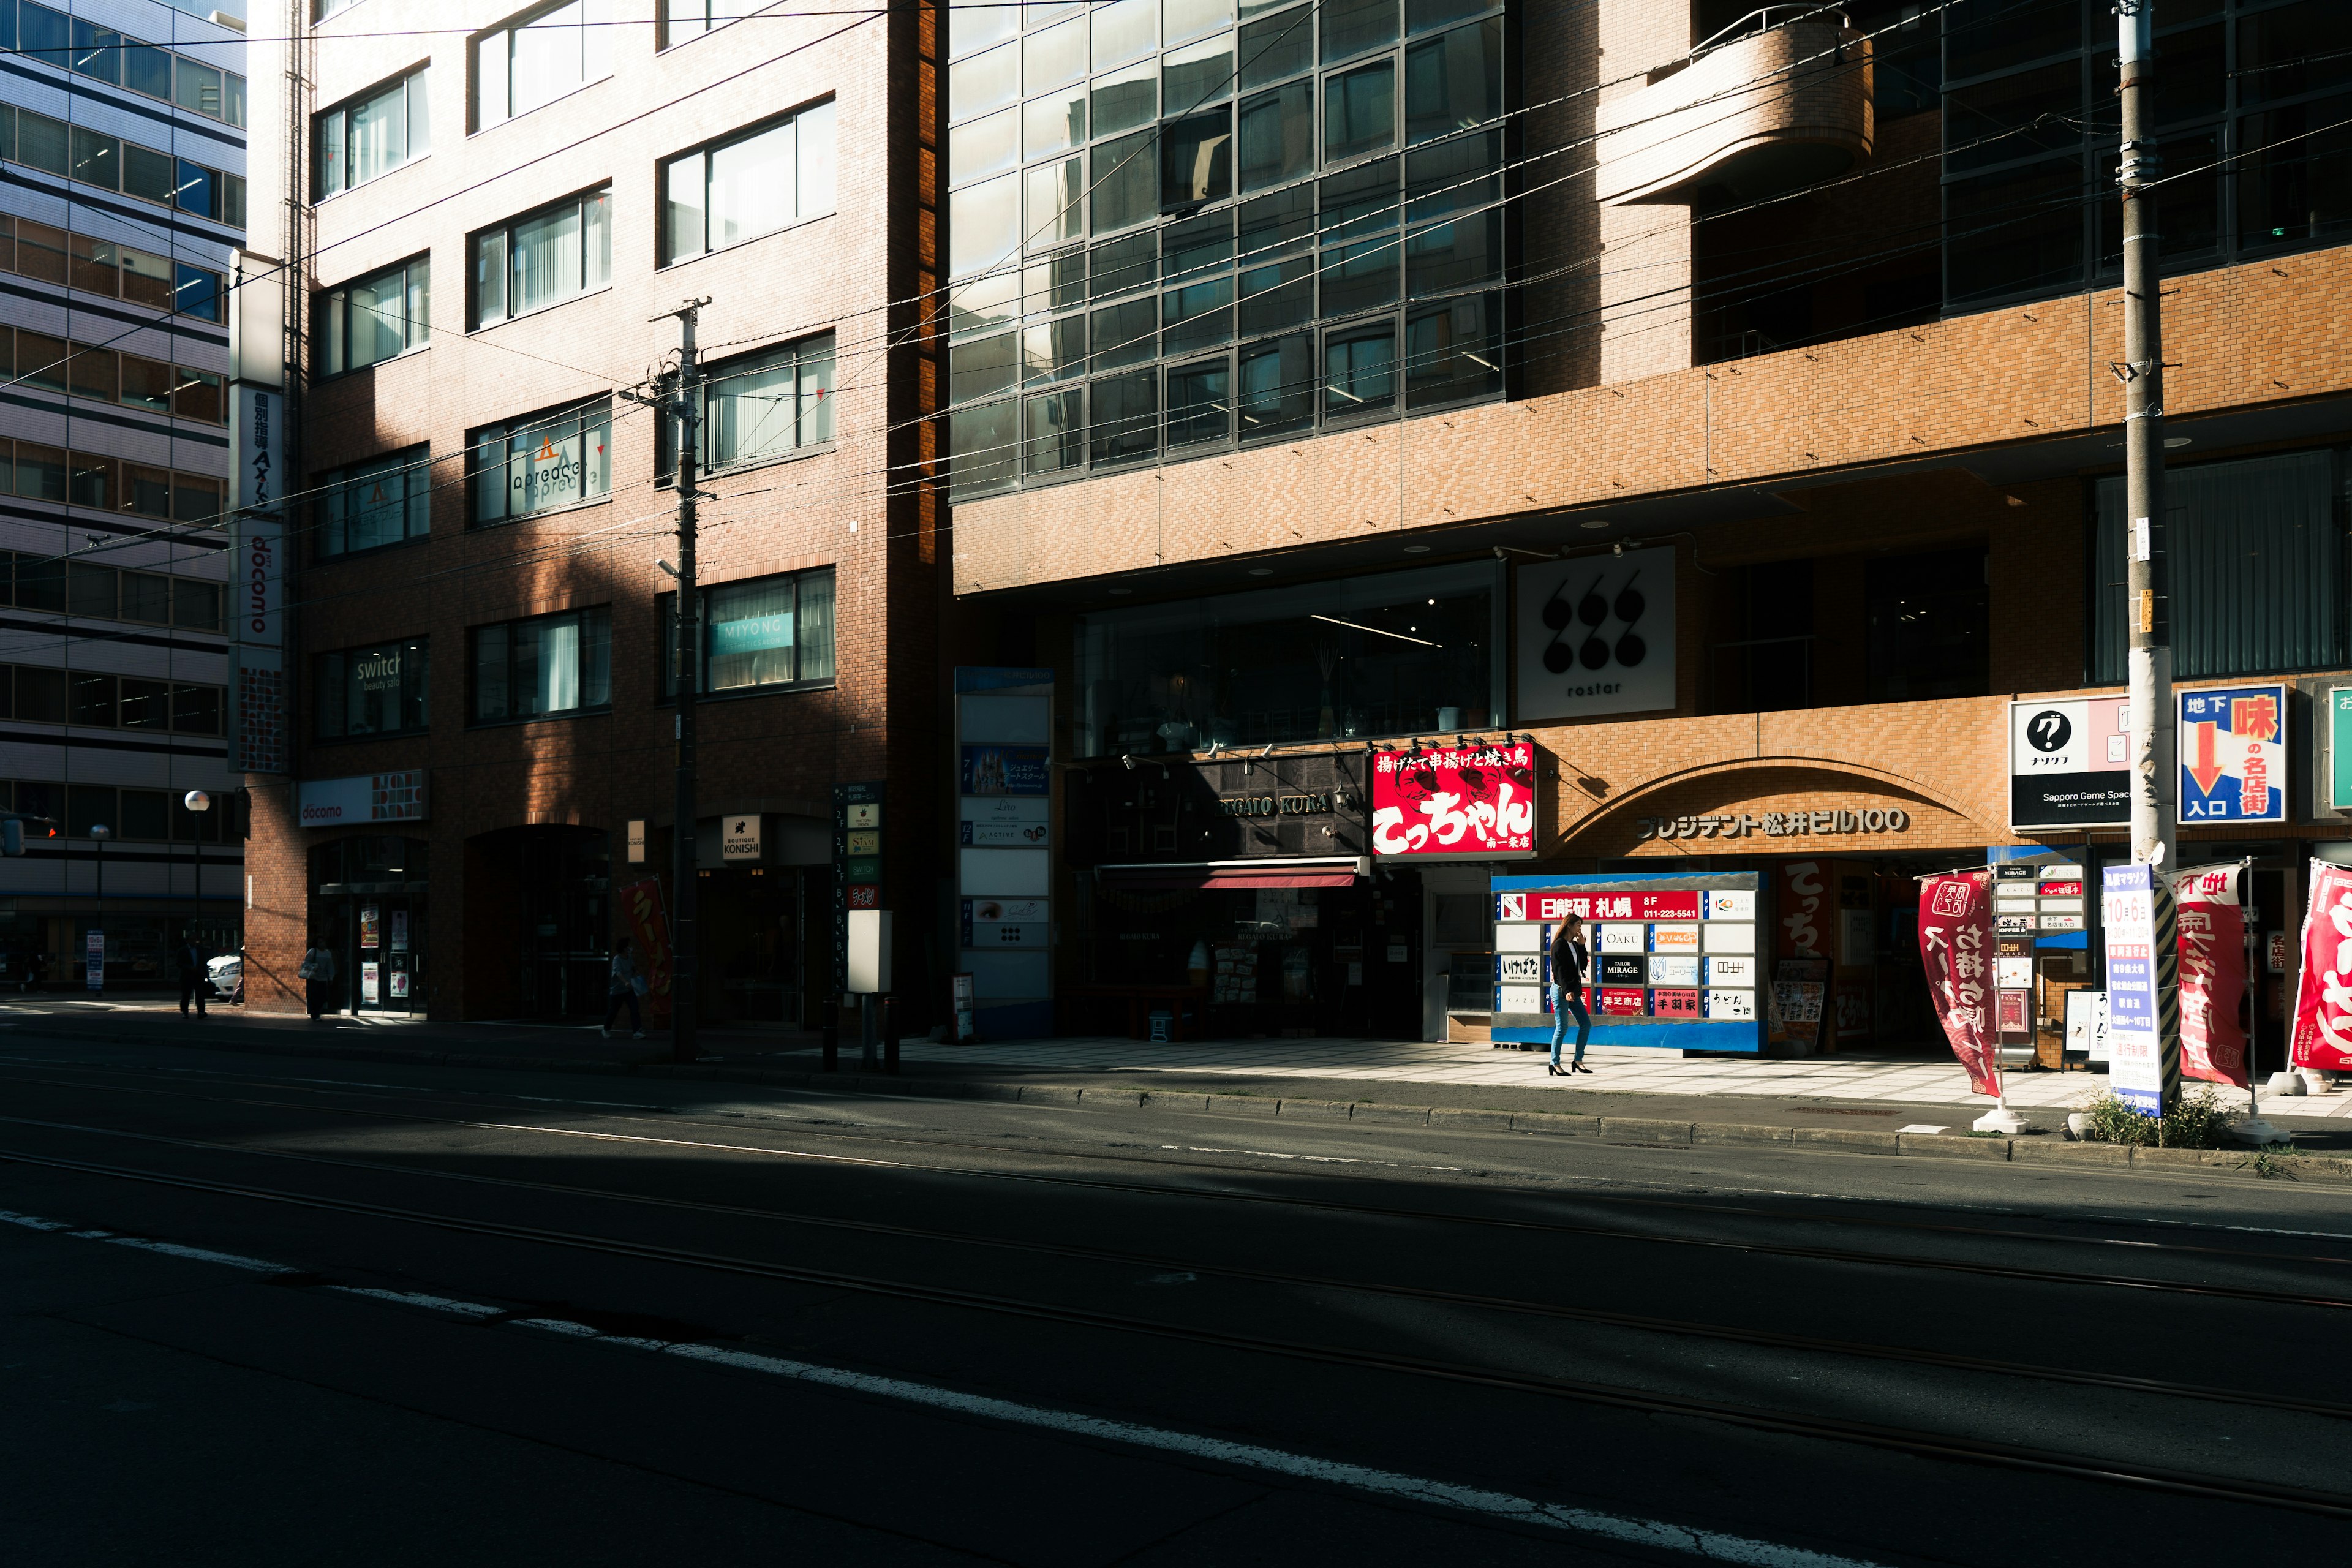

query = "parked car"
[205,952,243,1003]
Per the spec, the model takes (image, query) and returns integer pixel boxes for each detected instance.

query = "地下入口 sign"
[2177,683,2287,825]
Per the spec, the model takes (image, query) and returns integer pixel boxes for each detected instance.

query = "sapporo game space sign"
[1515,548,1675,720]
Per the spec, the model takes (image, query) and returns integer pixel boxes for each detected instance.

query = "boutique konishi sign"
[1370,741,1537,861]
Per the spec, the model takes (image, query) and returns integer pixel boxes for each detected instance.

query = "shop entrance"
[311,836,431,1015]
[696,863,829,1027]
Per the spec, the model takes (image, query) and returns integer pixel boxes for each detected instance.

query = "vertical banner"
[2101,864,2176,1116]
[1917,872,1997,1095]
[2290,859,2352,1071]
[2173,863,2249,1087]
[617,876,674,1023]
[957,667,1054,1038]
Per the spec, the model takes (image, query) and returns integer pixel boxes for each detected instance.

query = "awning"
[1095,858,1367,892]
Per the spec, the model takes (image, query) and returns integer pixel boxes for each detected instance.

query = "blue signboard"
[2100,864,2164,1116]
[959,744,1049,797]
[2177,682,2286,824]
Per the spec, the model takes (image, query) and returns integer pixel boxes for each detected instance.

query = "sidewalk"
[8,1001,2346,1149]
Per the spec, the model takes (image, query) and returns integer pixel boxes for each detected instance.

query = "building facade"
[0,1,250,991]
[943,0,2352,1067]
[242,0,942,1020]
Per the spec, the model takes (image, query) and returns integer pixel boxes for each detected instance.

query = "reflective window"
[318,68,431,196]
[320,257,431,377]
[943,0,1508,496]
[663,101,836,263]
[470,608,611,722]
[475,0,611,127]
[469,398,613,524]
[317,638,431,739]
[658,334,837,477]
[472,187,612,327]
[317,446,433,558]
[657,567,837,697]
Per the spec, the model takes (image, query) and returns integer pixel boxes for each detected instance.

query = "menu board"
[1488,872,1766,1052]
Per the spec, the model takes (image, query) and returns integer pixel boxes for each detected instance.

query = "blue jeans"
[1550,984,1590,1068]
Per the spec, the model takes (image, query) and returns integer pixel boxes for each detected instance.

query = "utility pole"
[657,298,710,1064]
[2117,0,2173,875]
[2117,0,2180,1113]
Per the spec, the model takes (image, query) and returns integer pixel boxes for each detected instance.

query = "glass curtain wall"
[1072,560,1500,755]
[944,0,1509,497]
[1942,0,2352,310]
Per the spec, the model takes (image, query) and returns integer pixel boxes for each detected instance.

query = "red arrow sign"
[2187,720,2226,797]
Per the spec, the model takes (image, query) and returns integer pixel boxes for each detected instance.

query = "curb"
[13,1022,2350,1185]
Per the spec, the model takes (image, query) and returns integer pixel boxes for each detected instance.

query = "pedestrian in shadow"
[603,937,646,1041]
[298,936,337,1019]
[1548,913,1592,1077]
[176,929,209,1018]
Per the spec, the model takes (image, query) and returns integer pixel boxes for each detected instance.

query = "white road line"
[1,1200,1885,1566]
[665,1343,1885,1567]
[102,1235,296,1273]
[329,1286,507,1318]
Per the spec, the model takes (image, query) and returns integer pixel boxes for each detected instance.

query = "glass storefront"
[311,835,429,1014]
[1072,559,1501,755]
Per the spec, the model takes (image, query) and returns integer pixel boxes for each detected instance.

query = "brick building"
[938,0,2352,1063]
[0,1,250,993]
[242,0,943,1022]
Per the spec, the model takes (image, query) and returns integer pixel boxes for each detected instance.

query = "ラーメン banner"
[617,876,674,1024]
[1917,870,1997,1095]
[2290,859,2352,1071]
[1370,741,1537,861]
[2173,862,2249,1088]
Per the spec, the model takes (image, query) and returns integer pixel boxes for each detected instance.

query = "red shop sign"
[1370,741,1538,861]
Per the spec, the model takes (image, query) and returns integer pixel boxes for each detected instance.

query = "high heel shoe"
[1546,1065,1564,1076]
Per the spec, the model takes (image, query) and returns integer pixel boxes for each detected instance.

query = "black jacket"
[1548,929,1588,989]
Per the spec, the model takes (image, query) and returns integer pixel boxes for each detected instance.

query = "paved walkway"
[756,1035,2352,1120]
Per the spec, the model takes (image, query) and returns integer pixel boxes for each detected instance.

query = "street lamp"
[89,823,109,994]
[183,791,211,946]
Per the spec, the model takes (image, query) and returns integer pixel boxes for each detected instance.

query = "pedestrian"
[175,929,209,1018]
[297,937,337,1019]
[1548,913,1592,1077]
[603,937,646,1040]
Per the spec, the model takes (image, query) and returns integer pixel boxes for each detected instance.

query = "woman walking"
[1548,913,1592,1076]
[297,937,337,1019]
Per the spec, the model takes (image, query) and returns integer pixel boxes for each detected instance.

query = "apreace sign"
[1370,741,1537,861]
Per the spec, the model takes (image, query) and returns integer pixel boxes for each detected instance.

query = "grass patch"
[1962,1129,2007,1139]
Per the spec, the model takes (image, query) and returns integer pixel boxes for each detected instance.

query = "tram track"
[7,1137,2352,1521]
[6,1077,2351,1311]
[3,1102,2350,1425]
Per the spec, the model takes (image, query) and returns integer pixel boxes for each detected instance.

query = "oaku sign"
[1637,807,1912,840]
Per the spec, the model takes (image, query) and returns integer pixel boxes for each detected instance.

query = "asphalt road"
[4,1036,2348,1567]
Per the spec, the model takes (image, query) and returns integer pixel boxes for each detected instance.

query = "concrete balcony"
[1597,17,1874,206]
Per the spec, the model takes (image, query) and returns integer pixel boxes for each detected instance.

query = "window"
[317,67,431,197]
[3,105,246,225]
[6,327,225,424]
[470,398,613,524]
[662,100,837,263]
[1071,559,1499,755]
[0,665,223,734]
[317,638,431,739]
[0,551,225,630]
[0,444,225,526]
[661,0,758,47]
[658,568,836,698]
[0,214,224,318]
[470,608,611,722]
[321,257,431,376]
[2090,450,2346,682]
[475,0,612,129]
[1864,548,1990,701]
[659,335,836,478]
[943,1,1508,495]
[317,447,433,557]
[15,4,248,122]
[472,188,611,327]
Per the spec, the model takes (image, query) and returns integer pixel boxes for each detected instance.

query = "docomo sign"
[1370,741,1537,860]
[298,769,428,826]
[232,384,284,649]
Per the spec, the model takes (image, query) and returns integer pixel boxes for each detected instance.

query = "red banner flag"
[617,876,674,1025]
[2173,863,2249,1088]
[2291,861,2352,1071]
[1918,871,1998,1095]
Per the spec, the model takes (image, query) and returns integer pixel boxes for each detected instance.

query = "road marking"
[1,1200,1885,1566]
[330,1286,506,1318]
